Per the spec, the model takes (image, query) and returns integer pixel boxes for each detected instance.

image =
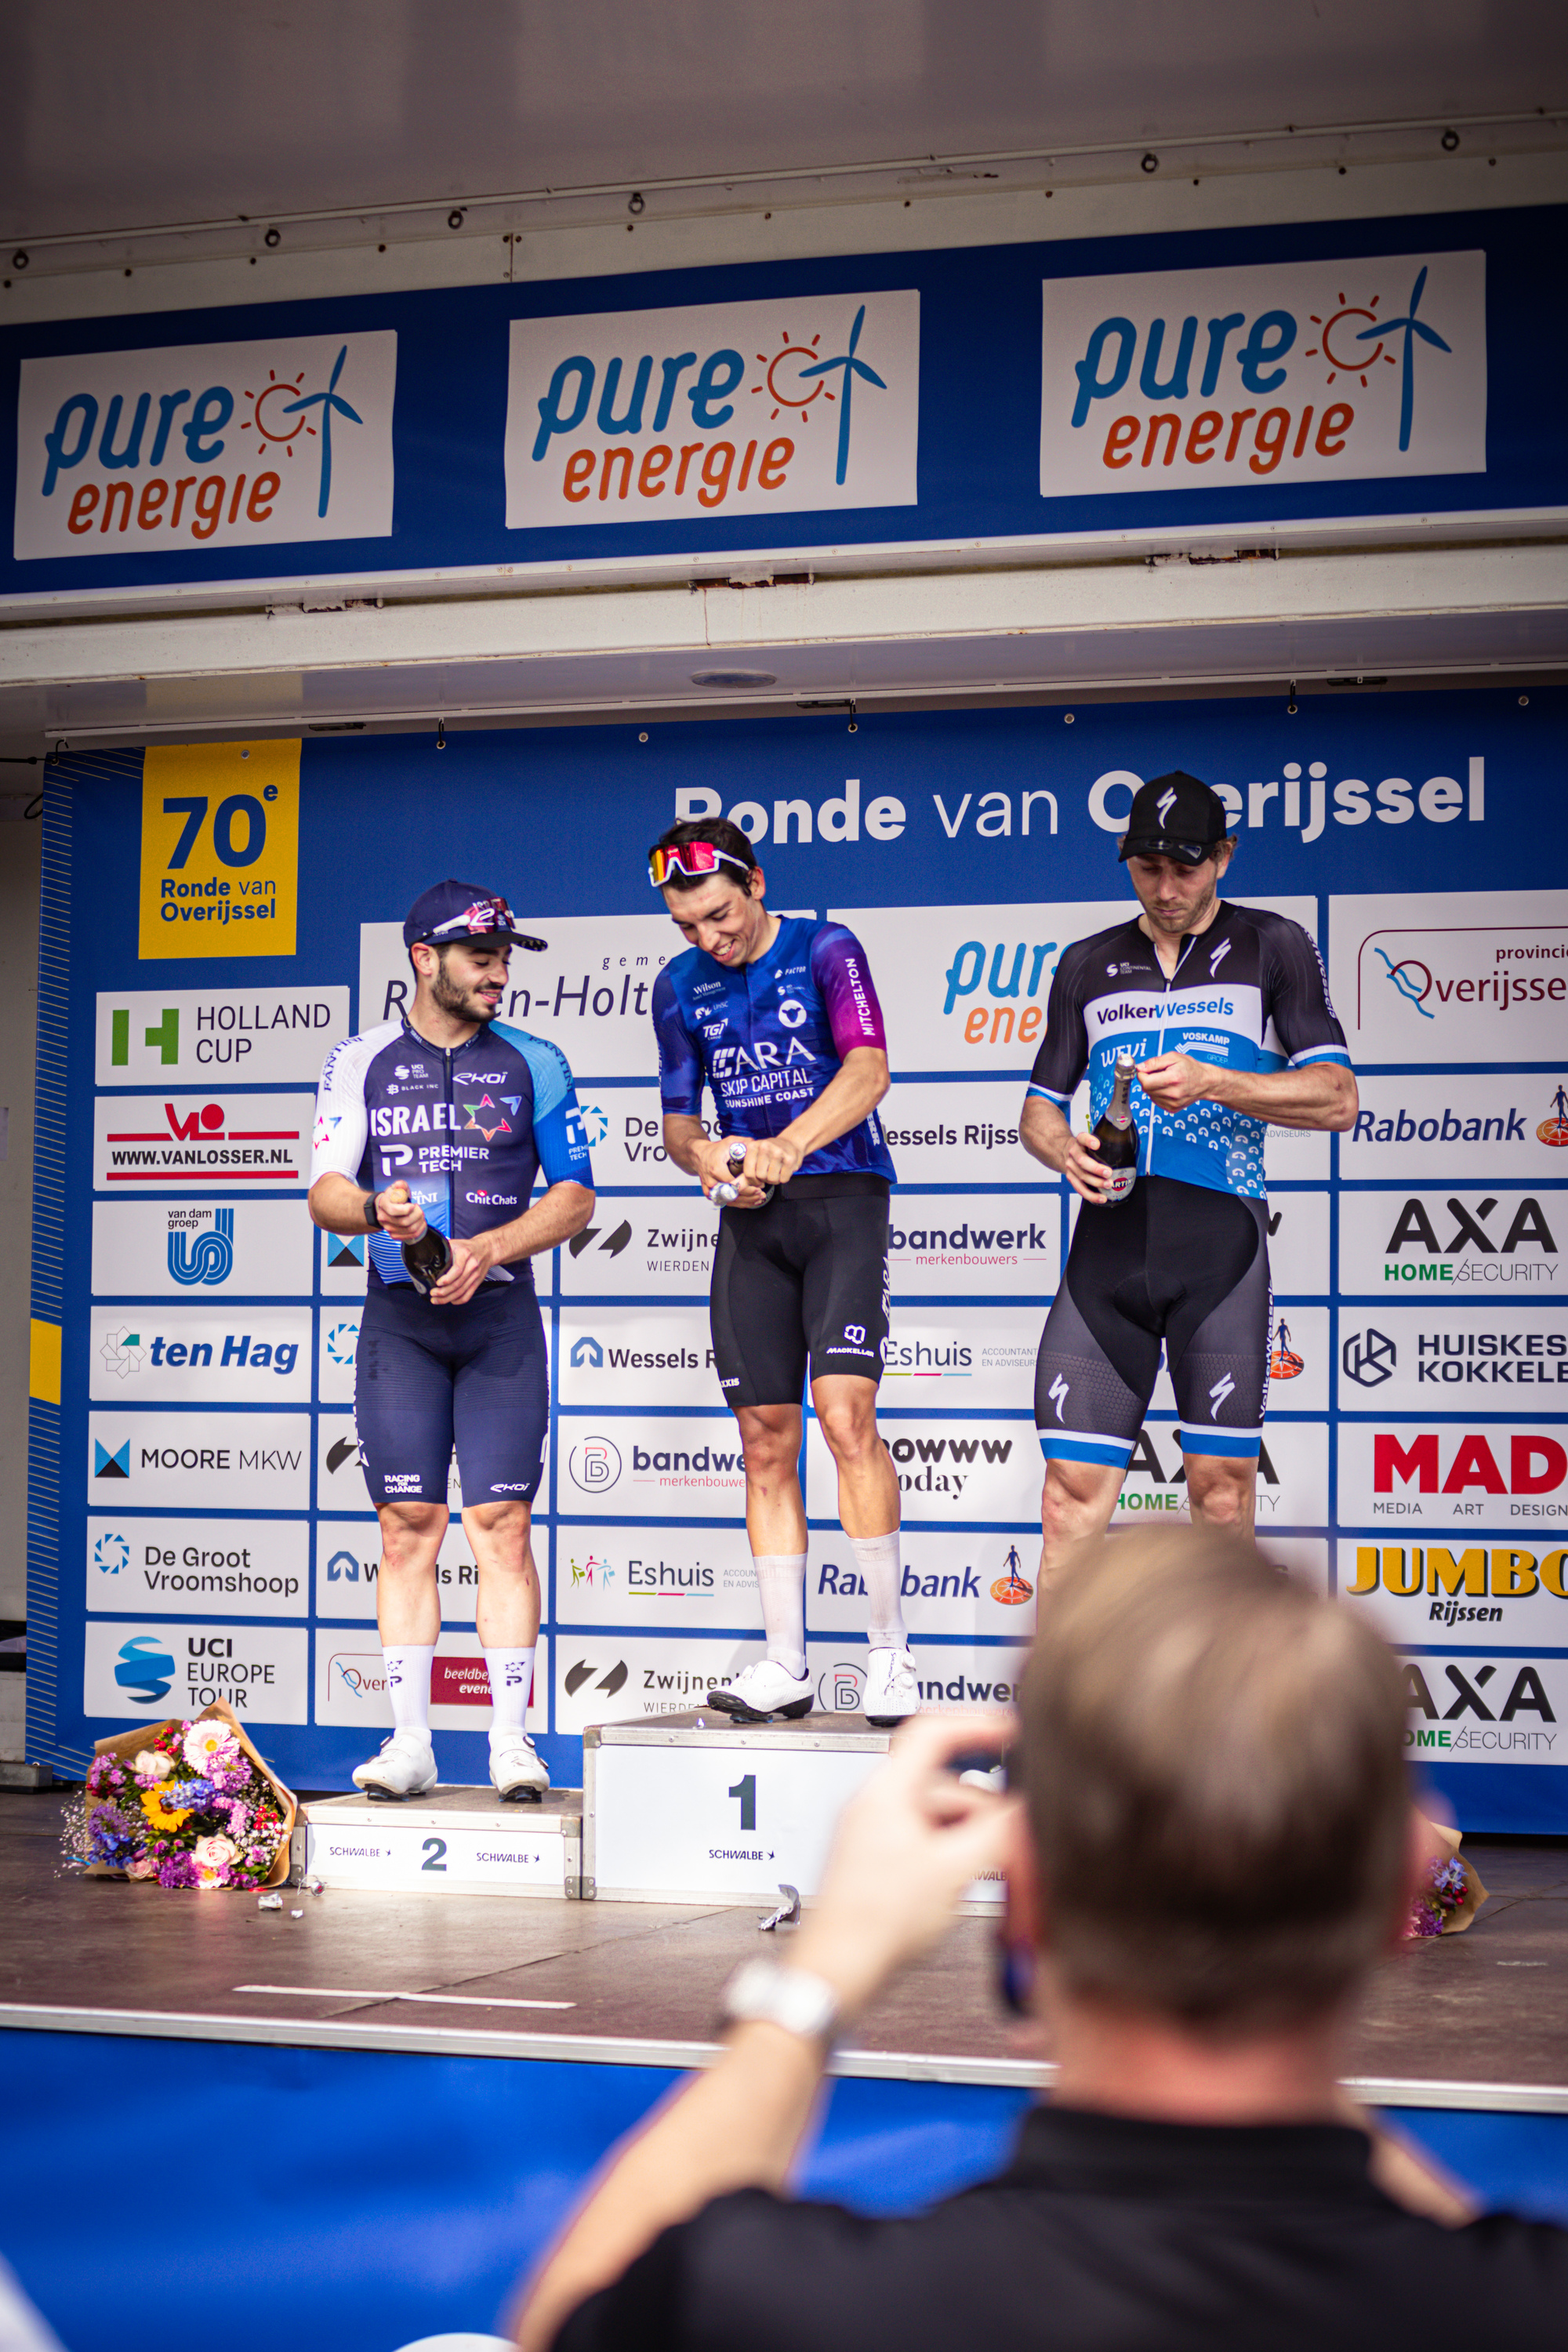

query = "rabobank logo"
[168,1207,234,1287]
[568,1436,622,1493]
[16,331,397,562]
[114,1634,176,1704]
[1041,249,1485,498]
[506,290,919,530]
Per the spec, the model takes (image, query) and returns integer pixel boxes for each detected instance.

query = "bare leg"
[465,1498,541,1649]
[1183,1453,1258,1539]
[733,1403,808,1556]
[810,1374,899,1538]
[1039,1458,1127,1588]
[375,1500,446,1646]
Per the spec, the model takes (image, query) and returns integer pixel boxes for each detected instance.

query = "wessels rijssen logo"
[505,290,920,530]
[16,331,397,561]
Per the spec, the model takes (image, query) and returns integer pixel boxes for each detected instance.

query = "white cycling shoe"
[864,1645,921,1727]
[706,1658,815,1722]
[490,1730,550,1802]
[352,1729,438,1798]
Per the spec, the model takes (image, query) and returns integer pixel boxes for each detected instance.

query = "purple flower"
[157,1853,200,1890]
[86,1757,125,1796]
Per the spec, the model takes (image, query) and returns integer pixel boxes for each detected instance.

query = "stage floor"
[3,1792,1566,2109]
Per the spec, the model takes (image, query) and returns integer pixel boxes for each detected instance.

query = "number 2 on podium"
[728,1774,757,1831]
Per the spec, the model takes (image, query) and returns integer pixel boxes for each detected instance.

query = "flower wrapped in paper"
[66,1699,296,1892]
[1403,1813,1487,1940]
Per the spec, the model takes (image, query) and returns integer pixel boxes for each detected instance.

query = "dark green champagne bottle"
[402,1225,453,1294]
[1091,1056,1139,1205]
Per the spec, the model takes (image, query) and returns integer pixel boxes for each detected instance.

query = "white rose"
[133,1750,174,1780]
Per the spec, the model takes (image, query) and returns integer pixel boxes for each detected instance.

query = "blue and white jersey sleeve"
[490,1023,595,1190]
[652,969,706,1118]
[1255,913,1352,1071]
[310,1022,398,1188]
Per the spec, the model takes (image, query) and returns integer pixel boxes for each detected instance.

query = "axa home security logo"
[93,1531,131,1576]
[505,290,920,529]
[16,330,397,561]
[115,1635,176,1705]
[168,1207,234,1287]
[1040,248,1485,498]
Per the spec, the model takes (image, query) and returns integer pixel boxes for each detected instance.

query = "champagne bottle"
[402,1223,454,1294]
[1089,1057,1139,1205]
[712,1137,774,1208]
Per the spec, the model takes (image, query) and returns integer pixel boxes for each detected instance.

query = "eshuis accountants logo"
[16,332,397,561]
[506,291,920,530]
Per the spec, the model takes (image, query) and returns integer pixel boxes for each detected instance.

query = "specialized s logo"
[1209,1372,1236,1417]
[1208,938,1232,976]
[1156,787,1178,826]
[1048,1373,1070,1423]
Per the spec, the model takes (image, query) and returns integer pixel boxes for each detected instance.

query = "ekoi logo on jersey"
[462,1091,521,1142]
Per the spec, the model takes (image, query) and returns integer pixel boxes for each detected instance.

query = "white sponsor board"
[557,1418,746,1519]
[832,901,1127,1073]
[811,1415,1039,1523]
[1108,1418,1329,1526]
[358,916,670,1080]
[554,1523,762,1629]
[881,1083,1040,1183]
[317,1309,362,1406]
[557,1634,1026,1734]
[91,1200,314,1296]
[87,1515,308,1618]
[1339,1188,1566,1295]
[314,1628,548,1733]
[883,1305,1043,1410]
[559,1206,714,1297]
[889,1195,1058,1297]
[1338,1537,1568,1646]
[89,1305,313,1403]
[810,1529,1040,1639]
[1040,249,1486,496]
[16,331,397,560]
[313,1516,482,1624]
[1342,1073,1568,1180]
[1338,1421,1568,1534]
[1401,1652,1566,1768]
[95,992,349,1087]
[314,1411,465,1512]
[1258,1536,1330,1596]
[89,1411,310,1510]
[92,1092,314,1190]
[559,1306,719,1410]
[1331,890,1568,1063]
[84,1621,309,1724]
[1265,1190,1330,1297]
[319,1228,369,1294]
[506,291,920,530]
[1335,1307,1568,1412]
[564,1086,704,1189]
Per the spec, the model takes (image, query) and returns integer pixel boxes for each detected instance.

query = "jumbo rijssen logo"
[505,290,920,530]
[1040,248,1486,499]
[16,331,397,561]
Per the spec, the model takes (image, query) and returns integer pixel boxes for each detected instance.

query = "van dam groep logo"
[167,1207,234,1287]
[17,331,397,561]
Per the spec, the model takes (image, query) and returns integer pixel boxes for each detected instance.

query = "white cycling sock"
[485,1646,535,1737]
[383,1643,435,1738]
[753,1553,808,1680]
[851,1532,907,1653]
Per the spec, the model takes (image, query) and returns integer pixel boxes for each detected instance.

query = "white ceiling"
[3,0,1566,241]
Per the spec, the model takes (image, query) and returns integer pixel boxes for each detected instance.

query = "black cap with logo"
[402,880,546,952]
[1118,771,1232,867]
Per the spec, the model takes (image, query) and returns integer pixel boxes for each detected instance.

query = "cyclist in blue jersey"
[1021,773,1358,1580]
[310,880,595,1799]
[648,818,917,1729]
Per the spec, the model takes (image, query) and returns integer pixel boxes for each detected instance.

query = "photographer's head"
[1015,1526,1410,2038]
[648,818,771,967]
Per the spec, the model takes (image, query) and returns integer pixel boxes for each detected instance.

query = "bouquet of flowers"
[67,1700,296,1892]
[1403,1812,1487,1941]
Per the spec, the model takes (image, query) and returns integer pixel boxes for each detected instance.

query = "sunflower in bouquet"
[72,1714,290,1891]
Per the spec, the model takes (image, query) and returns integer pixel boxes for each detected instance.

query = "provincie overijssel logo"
[1040,249,1486,497]
[505,291,920,529]
[15,331,397,561]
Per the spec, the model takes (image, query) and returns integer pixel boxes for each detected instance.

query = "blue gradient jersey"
[310,1018,593,1287]
[652,916,896,1183]
[1026,902,1350,1200]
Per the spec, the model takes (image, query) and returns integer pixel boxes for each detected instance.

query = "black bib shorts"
[710,1175,891,1407]
[354,1276,550,1509]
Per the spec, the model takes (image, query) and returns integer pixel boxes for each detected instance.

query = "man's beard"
[432,962,494,1022]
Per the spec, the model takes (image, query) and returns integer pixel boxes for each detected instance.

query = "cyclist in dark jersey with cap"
[648,818,917,1729]
[1022,773,1357,1581]
[310,880,595,1799]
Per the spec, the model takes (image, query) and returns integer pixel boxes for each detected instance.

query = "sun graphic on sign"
[238,367,315,455]
[1303,293,1399,389]
[750,330,833,423]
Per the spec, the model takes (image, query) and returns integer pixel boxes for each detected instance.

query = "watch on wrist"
[717,1959,840,2046]
[363,1192,382,1231]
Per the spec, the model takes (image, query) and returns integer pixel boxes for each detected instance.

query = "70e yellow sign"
[138,740,299,959]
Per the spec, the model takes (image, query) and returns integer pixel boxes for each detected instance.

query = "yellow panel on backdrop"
[138,740,299,958]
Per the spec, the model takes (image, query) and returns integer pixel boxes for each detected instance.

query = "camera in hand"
[402,1223,454,1294]
[712,1136,774,1208]
[1089,1056,1139,1205]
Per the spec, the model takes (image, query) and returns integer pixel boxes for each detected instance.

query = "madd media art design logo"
[16,331,397,561]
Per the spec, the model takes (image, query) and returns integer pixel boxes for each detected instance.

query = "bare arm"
[512,1711,1018,2352]
[309,1171,420,1239]
[1020,1093,1114,1205]
[664,1047,890,1203]
[1137,1055,1358,1132]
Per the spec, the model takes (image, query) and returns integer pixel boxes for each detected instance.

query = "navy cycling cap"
[403,880,546,953]
[1118,771,1232,867]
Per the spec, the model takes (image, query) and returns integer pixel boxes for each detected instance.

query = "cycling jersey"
[1026,902,1350,1200]
[652,917,895,1185]
[311,1017,593,1288]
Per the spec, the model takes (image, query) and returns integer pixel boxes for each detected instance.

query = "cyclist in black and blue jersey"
[648,818,918,1729]
[1022,772,1358,1581]
[310,880,595,1800]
